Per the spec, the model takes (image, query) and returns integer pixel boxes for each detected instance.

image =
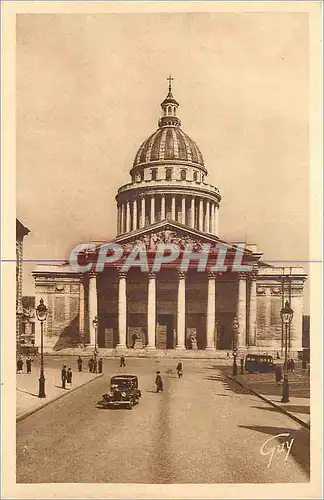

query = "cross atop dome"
[159,75,180,128]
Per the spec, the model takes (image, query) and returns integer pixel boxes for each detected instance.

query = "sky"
[16,12,310,310]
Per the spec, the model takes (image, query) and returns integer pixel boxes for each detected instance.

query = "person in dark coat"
[120,355,126,367]
[16,357,23,374]
[176,362,183,378]
[287,359,292,372]
[98,358,103,374]
[66,367,72,387]
[26,356,32,374]
[77,356,83,372]
[88,357,94,373]
[93,358,98,374]
[155,371,163,393]
[290,358,295,372]
[240,358,244,375]
[275,364,282,384]
[61,365,67,389]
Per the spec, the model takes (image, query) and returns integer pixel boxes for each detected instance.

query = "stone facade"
[16,219,30,353]
[32,81,307,355]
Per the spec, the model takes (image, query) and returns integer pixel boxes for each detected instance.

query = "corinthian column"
[206,271,216,349]
[248,271,257,345]
[181,197,186,225]
[171,195,176,220]
[140,196,145,228]
[88,272,98,347]
[132,199,138,231]
[176,271,186,349]
[190,197,195,228]
[150,196,155,224]
[120,204,125,234]
[161,195,166,220]
[215,205,219,236]
[126,202,131,233]
[205,201,210,233]
[147,272,156,349]
[199,199,204,231]
[117,204,121,236]
[117,272,127,348]
[210,204,215,234]
[237,273,247,348]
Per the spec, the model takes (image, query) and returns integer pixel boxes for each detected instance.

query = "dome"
[133,127,205,168]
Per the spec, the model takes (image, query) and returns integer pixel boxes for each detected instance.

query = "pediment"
[113,220,246,254]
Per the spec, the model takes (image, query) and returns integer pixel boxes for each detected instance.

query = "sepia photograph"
[1,1,322,498]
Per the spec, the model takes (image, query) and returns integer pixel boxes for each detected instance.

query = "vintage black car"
[244,354,275,373]
[100,375,141,409]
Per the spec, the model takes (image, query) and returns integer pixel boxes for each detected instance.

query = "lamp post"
[280,300,294,403]
[92,316,98,360]
[36,298,48,398]
[232,316,239,376]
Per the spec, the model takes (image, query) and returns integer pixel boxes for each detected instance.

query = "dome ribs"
[176,129,188,162]
[181,132,193,163]
[164,128,174,160]
[144,132,159,163]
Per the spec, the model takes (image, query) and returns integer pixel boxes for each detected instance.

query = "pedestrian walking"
[26,356,32,374]
[93,358,98,374]
[88,357,94,373]
[155,371,163,393]
[240,358,244,375]
[226,352,230,359]
[290,358,295,372]
[16,357,23,374]
[66,367,72,387]
[287,359,292,372]
[176,361,183,378]
[98,358,103,374]
[77,356,83,372]
[61,365,67,389]
[275,364,282,384]
[120,355,126,367]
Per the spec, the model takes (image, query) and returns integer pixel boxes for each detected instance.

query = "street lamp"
[92,316,99,359]
[280,300,294,403]
[36,298,48,398]
[232,316,239,376]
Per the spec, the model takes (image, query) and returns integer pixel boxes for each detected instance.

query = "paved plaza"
[16,357,310,484]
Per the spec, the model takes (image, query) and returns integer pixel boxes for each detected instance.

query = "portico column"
[181,197,186,224]
[237,273,247,348]
[147,272,156,349]
[176,271,186,349]
[199,199,204,231]
[150,196,155,224]
[117,204,121,235]
[206,271,216,349]
[140,196,145,228]
[210,204,215,234]
[117,272,127,348]
[161,195,166,220]
[248,271,257,345]
[190,197,195,228]
[132,199,138,231]
[79,278,85,346]
[88,272,98,347]
[171,195,176,220]
[205,201,210,233]
[126,202,131,233]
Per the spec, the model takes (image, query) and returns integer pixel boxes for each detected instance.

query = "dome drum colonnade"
[116,79,221,237]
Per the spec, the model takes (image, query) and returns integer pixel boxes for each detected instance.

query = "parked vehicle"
[99,375,141,410]
[244,354,275,373]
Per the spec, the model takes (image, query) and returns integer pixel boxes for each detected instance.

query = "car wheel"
[128,398,134,409]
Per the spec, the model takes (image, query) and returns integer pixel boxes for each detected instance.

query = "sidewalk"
[225,367,310,429]
[16,367,103,421]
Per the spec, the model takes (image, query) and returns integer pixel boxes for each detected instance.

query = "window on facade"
[202,174,205,183]
[180,169,187,181]
[193,171,198,182]
[166,168,172,181]
[168,106,172,115]
[140,170,144,181]
[151,169,157,181]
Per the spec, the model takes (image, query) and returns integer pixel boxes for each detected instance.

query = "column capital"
[118,270,128,280]
[147,271,156,280]
[177,269,187,279]
[250,268,259,280]
[238,272,248,280]
[88,270,97,279]
[207,270,218,279]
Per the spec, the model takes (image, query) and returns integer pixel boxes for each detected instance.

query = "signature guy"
[260,433,294,468]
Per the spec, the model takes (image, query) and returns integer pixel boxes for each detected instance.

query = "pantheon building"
[33,81,307,356]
